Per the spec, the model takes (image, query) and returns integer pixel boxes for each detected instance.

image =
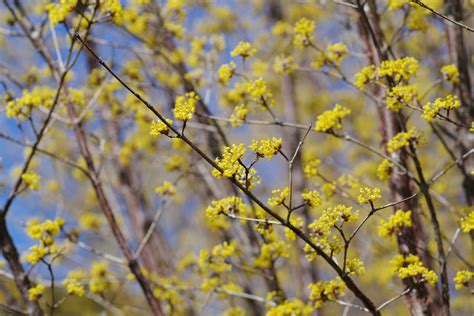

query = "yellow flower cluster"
[173,92,200,121]
[254,240,289,268]
[223,307,246,316]
[199,241,237,273]
[25,218,64,264]
[321,183,336,200]
[440,64,460,84]
[99,0,123,23]
[303,159,321,178]
[150,119,173,136]
[314,104,351,132]
[273,55,298,74]
[460,210,473,233]
[212,144,246,178]
[377,159,394,180]
[301,190,322,207]
[28,284,45,301]
[378,210,412,238]
[357,187,381,204]
[79,212,102,230]
[387,128,420,153]
[6,86,55,119]
[354,57,418,89]
[268,187,290,207]
[312,43,349,69]
[63,277,85,296]
[218,62,236,84]
[422,95,460,122]
[21,171,41,191]
[230,41,256,59]
[293,17,315,48]
[246,77,273,106]
[347,258,365,276]
[230,104,248,127]
[386,85,417,112]
[390,254,438,286]
[453,270,473,289]
[205,196,247,230]
[46,0,77,25]
[308,277,345,308]
[354,65,377,90]
[267,298,314,316]
[155,180,176,196]
[249,138,282,160]
[89,261,114,294]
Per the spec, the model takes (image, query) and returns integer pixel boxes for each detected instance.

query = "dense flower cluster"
[387,128,420,153]
[28,284,45,301]
[21,171,41,191]
[386,85,417,112]
[155,180,176,196]
[314,104,351,132]
[6,86,55,119]
[453,270,473,289]
[355,57,418,89]
[249,138,282,160]
[377,159,394,180]
[212,144,246,178]
[230,41,256,59]
[357,187,381,204]
[422,95,460,122]
[293,17,315,48]
[218,62,236,84]
[273,55,298,74]
[267,298,314,316]
[173,92,200,121]
[312,43,349,69]
[25,218,65,264]
[308,277,345,308]
[301,190,322,207]
[378,210,412,238]
[440,64,460,84]
[390,254,438,286]
[150,119,173,136]
[268,187,290,207]
[460,210,473,233]
[303,159,321,178]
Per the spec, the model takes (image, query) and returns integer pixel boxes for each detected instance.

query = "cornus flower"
[249,138,282,160]
[379,57,419,82]
[63,277,85,296]
[354,65,377,90]
[377,159,394,180]
[6,86,55,119]
[155,180,176,196]
[387,128,420,153]
[21,171,41,191]
[347,258,365,276]
[440,64,460,84]
[303,159,321,178]
[89,261,114,294]
[267,298,314,316]
[301,190,322,207]
[390,254,438,287]
[386,85,417,112]
[422,95,460,122]
[378,210,412,238]
[268,187,290,207]
[205,196,247,227]
[321,183,336,200]
[246,78,273,104]
[28,284,45,301]
[273,55,298,74]
[79,212,102,230]
[46,0,78,25]
[293,17,315,48]
[314,104,351,132]
[453,270,473,289]
[308,277,345,308]
[230,104,248,127]
[173,92,200,121]
[218,62,236,84]
[254,240,289,268]
[230,41,256,59]
[357,187,381,204]
[460,210,473,233]
[150,119,173,136]
[212,144,246,178]
[312,43,349,68]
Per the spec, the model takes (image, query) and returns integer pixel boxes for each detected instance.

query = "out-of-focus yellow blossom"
[347,258,365,276]
[21,171,41,191]
[453,270,473,289]
[173,92,199,121]
[249,138,282,160]
[230,41,256,59]
[63,277,85,296]
[6,86,55,119]
[150,119,173,136]
[315,104,351,132]
[422,95,460,122]
[223,307,246,316]
[206,196,247,229]
[308,277,345,308]
[89,261,113,294]
[284,216,305,241]
[268,187,290,207]
[357,187,381,204]
[79,212,102,230]
[304,159,321,178]
[440,64,460,84]
[377,159,394,180]
[199,241,237,273]
[28,284,45,301]
[218,62,236,84]
[155,181,176,196]
[293,17,315,48]
[378,210,412,238]
[321,183,336,200]
[272,20,293,36]
[267,298,314,316]
[254,240,289,268]
[246,78,274,106]
[301,190,322,207]
[312,43,349,69]
[387,128,420,153]
[386,85,417,112]
[460,210,474,233]
[25,244,48,264]
[46,0,77,25]
[273,55,298,74]
[165,155,187,172]
[390,254,438,286]
[230,104,249,127]
[212,144,246,178]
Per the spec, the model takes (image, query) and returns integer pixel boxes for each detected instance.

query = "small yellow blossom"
[357,187,381,204]
[212,144,246,178]
[315,104,351,132]
[304,159,321,178]
[21,171,41,191]
[173,92,200,121]
[301,190,322,207]
[377,159,394,180]
[230,104,248,127]
[89,261,113,294]
[379,57,419,82]
[155,181,176,196]
[268,187,290,207]
[354,65,377,90]
[28,284,45,301]
[206,196,247,230]
[231,41,256,59]
[460,211,473,233]
[273,55,298,74]
[387,128,420,153]
[453,270,473,289]
[199,241,237,273]
[254,241,289,268]
[46,0,78,25]
[293,17,315,48]
[218,62,236,84]
[79,212,102,230]
[440,64,460,84]
[267,298,314,316]
[308,277,345,308]
[321,183,336,200]
[422,95,460,122]
[150,119,173,136]
[347,258,365,276]
[249,138,282,160]
[224,307,246,316]
[63,277,85,296]
[378,210,412,238]
[387,85,417,112]
[391,254,438,286]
